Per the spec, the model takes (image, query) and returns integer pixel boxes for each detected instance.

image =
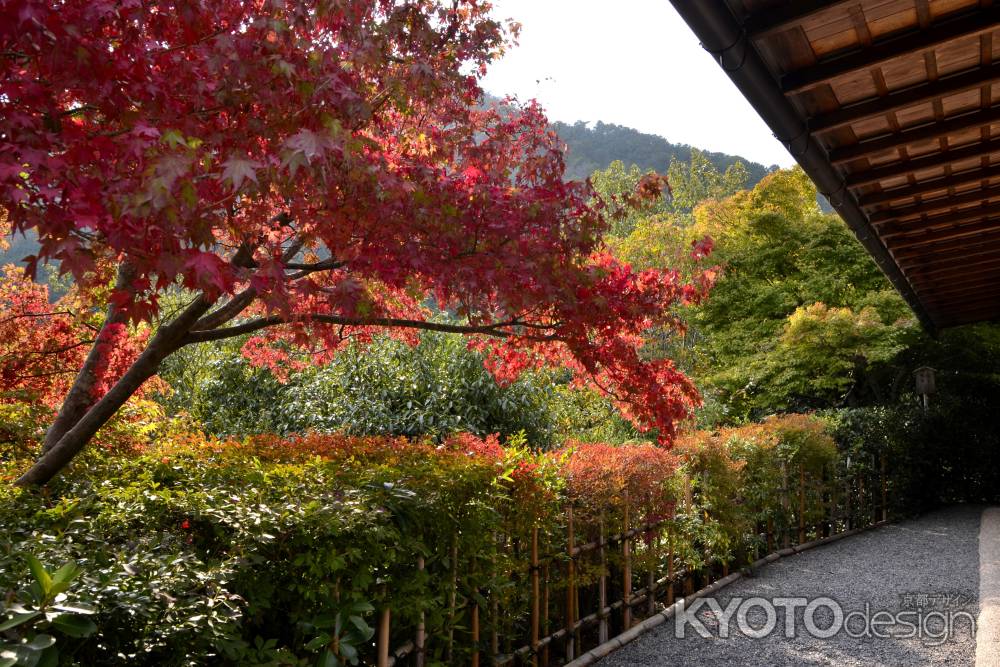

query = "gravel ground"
[599,506,983,667]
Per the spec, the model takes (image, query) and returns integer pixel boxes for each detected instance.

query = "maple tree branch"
[179,314,561,346]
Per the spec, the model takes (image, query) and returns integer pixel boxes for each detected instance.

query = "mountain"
[552,120,776,185]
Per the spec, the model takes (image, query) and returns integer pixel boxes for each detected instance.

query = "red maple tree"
[1,0,713,485]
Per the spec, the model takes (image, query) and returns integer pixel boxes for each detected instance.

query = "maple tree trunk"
[40,265,134,454]
[17,290,214,487]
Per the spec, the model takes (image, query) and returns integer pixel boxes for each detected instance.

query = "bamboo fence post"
[447,534,458,663]
[331,580,341,660]
[845,471,853,530]
[881,452,888,522]
[781,463,790,548]
[623,491,633,630]
[667,528,675,606]
[377,586,391,667]
[471,598,480,667]
[565,505,575,662]
[542,562,550,667]
[415,558,425,667]
[490,533,499,666]
[798,463,806,545]
[647,535,657,617]
[531,526,540,667]
[598,513,609,643]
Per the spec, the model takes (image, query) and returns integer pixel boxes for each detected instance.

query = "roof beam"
[920,283,1000,304]
[899,247,1000,273]
[870,184,1000,224]
[906,253,1000,278]
[916,270,1000,293]
[893,235,1000,262]
[812,63,1000,135]
[858,164,1000,208]
[879,203,1000,237]
[828,106,1000,166]
[845,136,1000,188]
[781,7,1000,94]
[743,1,853,41]
[919,283,1000,304]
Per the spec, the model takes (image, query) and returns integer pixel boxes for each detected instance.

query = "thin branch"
[180,314,560,346]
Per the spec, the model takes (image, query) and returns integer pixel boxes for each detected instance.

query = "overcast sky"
[480,0,796,169]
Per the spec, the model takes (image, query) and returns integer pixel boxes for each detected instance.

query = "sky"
[480,0,796,169]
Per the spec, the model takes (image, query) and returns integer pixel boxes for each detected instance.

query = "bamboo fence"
[374,455,889,666]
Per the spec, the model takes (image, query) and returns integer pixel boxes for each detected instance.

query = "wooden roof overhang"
[669,0,1000,330]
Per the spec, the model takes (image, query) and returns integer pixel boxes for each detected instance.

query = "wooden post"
[881,453,888,522]
[531,526,540,667]
[598,514,609,643]
[766,517,774,552]
[565,505,575,662]
[415,558,425,667]
[798,464,806,545]
[447,535,458,663]
[623,491,632,630]
[377,595,391,667]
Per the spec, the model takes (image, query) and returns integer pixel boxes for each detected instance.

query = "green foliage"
[590,160,668,236]
[666,149,749,213]
[0,554,97,667]
[615,167,918,420]
[159,332,556,446]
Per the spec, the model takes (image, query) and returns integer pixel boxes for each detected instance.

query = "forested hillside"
[553,119,775,184]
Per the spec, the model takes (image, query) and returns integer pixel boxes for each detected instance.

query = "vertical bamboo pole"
[565,505,575,662]
[781,463,790,548]
[447,534,458,663]
[415,558,425,667]
[881,452,888,522]
[598,514,608,643]
[667,528,675,606]
[845,470,853,530]
[623,491,632,630]
[531,526,540,667]
[798,464,806,545]
[542,562,550,667]
[490,532,499,666]
[647,530,658,616]
[490,532,498,665]
[471,599,480,667]
[377,587,391,667]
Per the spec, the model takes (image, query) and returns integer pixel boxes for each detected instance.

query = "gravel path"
[600,506,982,666]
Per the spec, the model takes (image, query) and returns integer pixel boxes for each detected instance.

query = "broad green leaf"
[0,611,41,632]
[51,614,97,638]
[24,555,51,597]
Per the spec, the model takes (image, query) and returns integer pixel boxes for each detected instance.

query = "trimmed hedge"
[0,415,870,665]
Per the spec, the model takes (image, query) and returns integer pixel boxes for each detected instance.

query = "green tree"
[667,149,750,212]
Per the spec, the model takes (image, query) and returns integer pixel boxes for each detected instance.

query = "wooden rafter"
[781,7,1000,93]
[845,136,1000,188]
[743,0,854,41]
[858,164,1000,207]
[811,62,1000,135]
[870,184,1000,224]
[829,106,1000,166]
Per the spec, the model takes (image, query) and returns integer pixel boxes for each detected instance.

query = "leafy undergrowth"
[0,418,838,666]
